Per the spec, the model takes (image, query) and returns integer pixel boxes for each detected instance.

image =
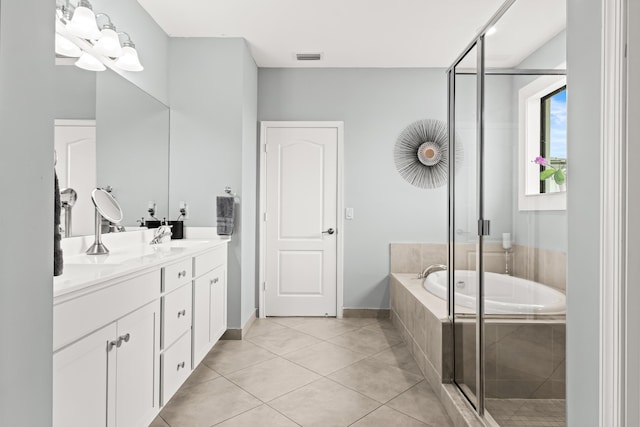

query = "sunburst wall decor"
[393,119,462,189]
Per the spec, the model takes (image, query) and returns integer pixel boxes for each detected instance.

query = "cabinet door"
[192,274,211,367]
[115,301,159,427]
[53,323,117,427]
[210,266,227,342]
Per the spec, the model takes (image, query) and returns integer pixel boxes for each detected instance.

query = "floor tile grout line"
[263,401,304,426]
[344,402,384,426]
[221,356,323,404]
[207,399,263,427]
[325,368,422,406]
[201,350,280,376]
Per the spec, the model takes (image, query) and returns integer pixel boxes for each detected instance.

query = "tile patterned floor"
[151,317,453,427]
[486,398,566,427]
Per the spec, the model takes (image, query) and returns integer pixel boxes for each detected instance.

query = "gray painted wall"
[54,65,96,120]
[96,70,170,224]
[0,1,55,425]
[241,45,258,325]
[258,68,448,308]
[169,38,257,328]
[93,0,169,105]
[566,0,601,424]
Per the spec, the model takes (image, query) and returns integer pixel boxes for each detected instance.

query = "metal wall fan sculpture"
[394,119,462,189]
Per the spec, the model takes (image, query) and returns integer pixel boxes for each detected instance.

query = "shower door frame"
[446,0,567,420]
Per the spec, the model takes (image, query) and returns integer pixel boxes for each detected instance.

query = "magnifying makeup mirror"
[86,188,123,255]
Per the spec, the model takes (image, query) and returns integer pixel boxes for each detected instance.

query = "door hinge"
[264,144,268,153]
[263,212,268,222]
[263,281,267,291]
[477,219,491,236]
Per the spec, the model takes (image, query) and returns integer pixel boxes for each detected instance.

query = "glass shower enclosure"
[447,0,567,425]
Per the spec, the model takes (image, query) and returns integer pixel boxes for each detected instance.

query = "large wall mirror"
[55,64,169,236]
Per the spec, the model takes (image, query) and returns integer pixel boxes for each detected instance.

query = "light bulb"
[66,5,101,40]
[114,46,144,72]
[95,28,123,57]
[75,52,106,71]
[55,33,82,57]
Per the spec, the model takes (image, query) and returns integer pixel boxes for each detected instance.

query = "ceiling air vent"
[296,53,322,61]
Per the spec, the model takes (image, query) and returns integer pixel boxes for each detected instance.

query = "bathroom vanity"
[52,232,228,427]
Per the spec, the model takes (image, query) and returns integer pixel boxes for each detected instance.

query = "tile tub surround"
[152,317,454,426]
[389,243,567,291]
[391,272,566,425]
[390,273,451,386]
[456,320,566,400]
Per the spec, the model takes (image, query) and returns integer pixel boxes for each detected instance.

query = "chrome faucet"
[418,264,447,279]
[150,224,172,245]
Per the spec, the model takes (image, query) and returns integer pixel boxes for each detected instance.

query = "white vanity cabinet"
[53,271,161,427]
[53,239,228,427]
[160,259,193,405]
[193,245,228,367]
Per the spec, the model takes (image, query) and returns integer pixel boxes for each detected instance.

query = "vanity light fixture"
[55,1,144,72]
[114,33,144,72]
[94,14,123,58]
[55,33,82,58]
[65,0,101,40]
[75,51,106,72]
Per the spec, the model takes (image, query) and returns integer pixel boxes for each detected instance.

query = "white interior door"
[264,125,339,316]
[54,120,96,236]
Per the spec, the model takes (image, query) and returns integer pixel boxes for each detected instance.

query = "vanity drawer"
[163,258,193,293]
[161,331,191,405]
[194,246,226,277]
[162,283,192,349]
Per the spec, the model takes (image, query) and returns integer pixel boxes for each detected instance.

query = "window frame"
[518,73,567,211]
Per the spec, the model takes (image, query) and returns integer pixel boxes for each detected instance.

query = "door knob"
[322,228,335,235]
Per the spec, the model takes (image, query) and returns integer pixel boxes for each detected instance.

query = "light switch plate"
[345,208,354,220]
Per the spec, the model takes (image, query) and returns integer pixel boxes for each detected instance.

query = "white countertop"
[54,228,229,300]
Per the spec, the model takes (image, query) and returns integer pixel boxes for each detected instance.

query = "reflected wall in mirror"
[54,63,169,236]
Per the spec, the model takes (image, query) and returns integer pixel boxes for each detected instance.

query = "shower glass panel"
[448,0,567,425]
[481,1,567,425]
[451,45,479,409]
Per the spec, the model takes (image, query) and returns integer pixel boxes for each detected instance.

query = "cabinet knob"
[210,277,219,285]
[107,340,118,352]
[178,270,188,278]
[177,361,185,370]
[177,309,186,318]
[117,333,131,347]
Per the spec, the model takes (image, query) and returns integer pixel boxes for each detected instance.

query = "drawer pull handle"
[177,361,185,371]
[210,277,219,285]
[177,309,186,318]
[178,270,188,278]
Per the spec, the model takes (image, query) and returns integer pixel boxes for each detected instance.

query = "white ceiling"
[136,0,566,68]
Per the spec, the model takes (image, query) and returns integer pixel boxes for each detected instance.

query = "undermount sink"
[156,239,210,248]
[61,263,119,278]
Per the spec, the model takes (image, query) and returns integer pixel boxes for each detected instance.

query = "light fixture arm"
[117,31,136,48]
[95,13,116,31]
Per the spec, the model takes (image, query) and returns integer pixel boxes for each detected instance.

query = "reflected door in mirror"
[55,120,96,236]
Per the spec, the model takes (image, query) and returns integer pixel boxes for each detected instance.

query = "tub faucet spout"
[418,264,447,279]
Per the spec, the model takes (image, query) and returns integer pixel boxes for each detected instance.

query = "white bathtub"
[424,270,566,315]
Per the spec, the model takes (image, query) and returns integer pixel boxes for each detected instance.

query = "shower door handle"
[322,228,335,235]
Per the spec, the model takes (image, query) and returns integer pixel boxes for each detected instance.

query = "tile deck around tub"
[152,317,453,427]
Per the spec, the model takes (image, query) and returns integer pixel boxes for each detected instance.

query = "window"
[540,86,567,194]
[518,73,567,211]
